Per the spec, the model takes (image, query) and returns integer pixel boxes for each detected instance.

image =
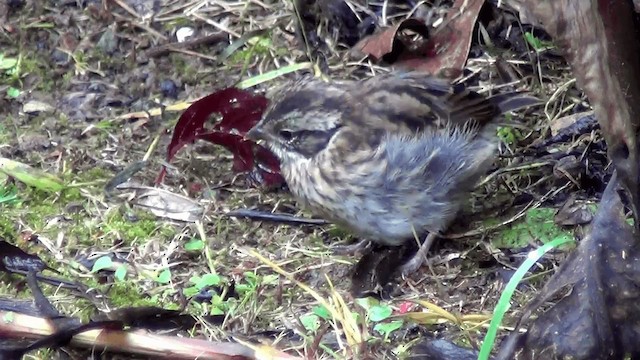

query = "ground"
[0,0,610,359]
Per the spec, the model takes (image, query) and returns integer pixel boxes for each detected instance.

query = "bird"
[246,72,539,276]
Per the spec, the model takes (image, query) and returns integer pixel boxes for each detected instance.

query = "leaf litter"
[0,0,621,358]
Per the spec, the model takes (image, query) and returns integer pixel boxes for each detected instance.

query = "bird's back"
[345,73,500,132]
[310,74,510,242]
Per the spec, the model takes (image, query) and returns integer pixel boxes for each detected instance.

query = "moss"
[104,282,162,308]
[0,52,56,94]
[18,200,61,231]
[0,214,17,240]
[65,165,112,184]
[61,70,74,87]
[170,53,199,83]
[0,120,12,144]
[105,282,181,310]
[229,36,273,65]
[326,225,351,239]
[497,126,522,146]
[19,53,43,74]
[490,207,576,249]
[101,208,175,245]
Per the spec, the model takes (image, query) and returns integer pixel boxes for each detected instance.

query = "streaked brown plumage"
[247,72,538,275]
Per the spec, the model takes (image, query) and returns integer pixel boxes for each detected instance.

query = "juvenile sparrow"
[246,72,539,275]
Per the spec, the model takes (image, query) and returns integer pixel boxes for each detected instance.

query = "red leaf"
[396,301,415,315]
[354,0,485,78]
[158,87,284,188]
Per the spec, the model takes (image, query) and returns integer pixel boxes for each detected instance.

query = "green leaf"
[312,305,332,320]
[243,271,258,282]
[236,272,258,292]
[235,283,251,293]
[262,274,279,285]
[355,297,378,311]
[156,269,171,284]
[184,238,205,251]
[0,185,18,204]
[374,320,403,338]
[192,273,221,289]
[0,55,18,70]
[3,311,15,323]
[524,31,555,51]
[91,256,113,272]
[6,87,20,98]
[183,286,199,298]
[0,157,64,192]
[300,314,321,333]
[237,62,313,89]
[114,265,128,281]
[368,304,393,322]
[210,307,224,316]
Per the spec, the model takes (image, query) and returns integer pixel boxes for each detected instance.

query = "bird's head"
[246,77,347,164]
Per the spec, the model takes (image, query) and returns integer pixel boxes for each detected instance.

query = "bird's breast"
[279,148,421,245]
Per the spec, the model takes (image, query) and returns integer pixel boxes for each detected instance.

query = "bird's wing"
[350,72,500,133]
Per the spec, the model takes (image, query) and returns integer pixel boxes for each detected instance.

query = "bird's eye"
[279,130,294,141]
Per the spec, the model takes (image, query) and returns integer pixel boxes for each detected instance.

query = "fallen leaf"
[158,87,284,188]
[0,158,65,192]
[353,0,485,78]
[354,18,430,62]
[116,183,204,222]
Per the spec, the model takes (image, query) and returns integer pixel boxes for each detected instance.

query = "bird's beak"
[245,126,265,142]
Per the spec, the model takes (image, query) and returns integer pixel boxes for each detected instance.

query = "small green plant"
[235,271,278,293]
[6,87,19,98]
[300,314,321,333]
[229,36,273,64]
[356,298,404,342]
[90,255,171,283]
[497,126,521,146]
[491,207,575,249]
[155,268,171,284]
[300,305,333,334]
[0,53,18,74]
[183,273,227,315]
[300,298,404,342]
[0,184,18,205]
[183,273,222,297]
[524,32,555,51]
[0,53,21,97]
[184,237,205,251]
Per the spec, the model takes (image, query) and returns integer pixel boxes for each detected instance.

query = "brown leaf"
[399,0,485,77]
[353,18,430,62]
[353,0,485,78]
